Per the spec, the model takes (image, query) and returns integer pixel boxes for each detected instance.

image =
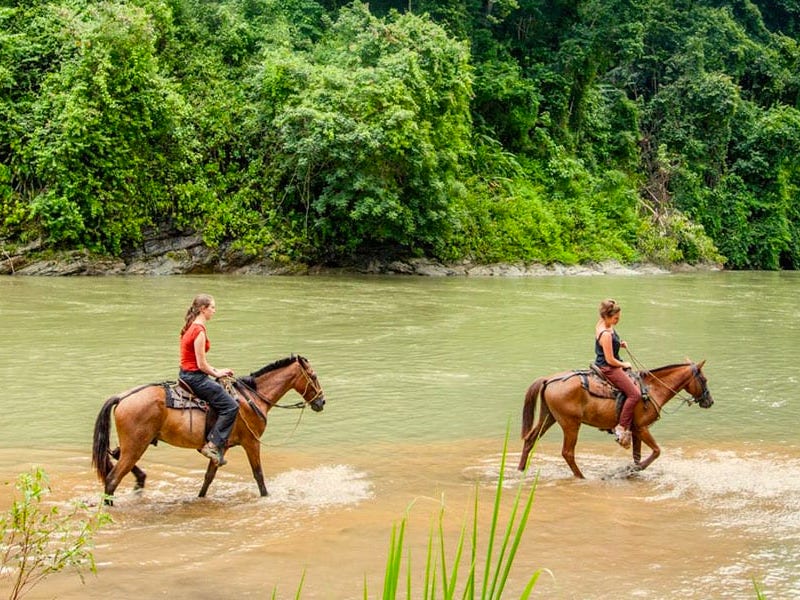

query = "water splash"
[647,449,800,536]
[265,464,373,509]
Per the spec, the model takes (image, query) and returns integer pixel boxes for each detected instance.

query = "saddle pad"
[163,382,209,412]
[577,370,618,399]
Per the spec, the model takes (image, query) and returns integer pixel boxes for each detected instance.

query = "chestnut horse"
[93,355,325,503]
[518,360,713,477]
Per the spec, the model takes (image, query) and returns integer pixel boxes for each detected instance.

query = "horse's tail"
[92,395,121,481]
[521,377,547,439]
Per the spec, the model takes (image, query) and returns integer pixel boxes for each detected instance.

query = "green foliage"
[2,0,192,253]
[2,0,799,269]
[1,468,111,600]
[262,2,473,260]
[371,433,544,599]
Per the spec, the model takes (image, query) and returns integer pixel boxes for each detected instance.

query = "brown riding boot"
[200,441,227,466]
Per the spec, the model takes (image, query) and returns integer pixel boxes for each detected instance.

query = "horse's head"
[295,355,326,412]
[686,360,713,408]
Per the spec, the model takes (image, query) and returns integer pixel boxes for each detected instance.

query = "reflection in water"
[1,272,799,598]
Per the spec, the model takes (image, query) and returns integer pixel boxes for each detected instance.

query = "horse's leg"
[104,439,151,502]
[518,411,557,471]
[559,420,585,478]
[242,439,268,497]
[631,431,643,465]
[198,461,219,498]
[631,426,660,471]
[111,446,146,490]
[132,466,147,491]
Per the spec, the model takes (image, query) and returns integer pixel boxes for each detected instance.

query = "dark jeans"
[599,366,642,430]
[179,369,239,447]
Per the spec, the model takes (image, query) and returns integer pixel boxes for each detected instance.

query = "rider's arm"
[599,330,631,369]
[193,331,233,378]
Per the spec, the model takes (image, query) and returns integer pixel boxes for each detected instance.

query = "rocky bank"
[0,231,716,277]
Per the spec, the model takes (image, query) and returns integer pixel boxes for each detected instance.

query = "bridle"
[228,356,326,444]
[638,361,712,416]
[687,363,712,406]
[296,357,325,405]
[233,356,325,412]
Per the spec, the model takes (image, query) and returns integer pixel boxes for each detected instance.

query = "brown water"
[1,272,799,599]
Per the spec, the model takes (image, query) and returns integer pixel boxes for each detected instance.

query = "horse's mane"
[644,361,694,375]
[249,355,304,378]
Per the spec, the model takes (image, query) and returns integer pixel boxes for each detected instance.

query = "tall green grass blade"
[462,490,479,600]
[438,503,450,595]
[371,431,542,600]
[382,519,406,600]
[493,472,538,597]
[519,569,544,599]
[405,545,412,600]
[480,436,507,599]
[444,519,467,600]
[482,431,512,599]
[423,519,435,600]
[294,571,306,600]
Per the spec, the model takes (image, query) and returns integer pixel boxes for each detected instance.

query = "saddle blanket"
[163,381,209,412]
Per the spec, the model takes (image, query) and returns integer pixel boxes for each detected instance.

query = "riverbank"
[0,233,719,276]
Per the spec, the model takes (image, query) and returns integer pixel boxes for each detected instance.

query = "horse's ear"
[697,359,706,369]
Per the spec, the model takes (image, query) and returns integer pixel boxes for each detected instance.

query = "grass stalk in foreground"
[371,432,545,599]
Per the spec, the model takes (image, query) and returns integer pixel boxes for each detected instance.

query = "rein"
[223,358,325,446]
[233,357,324,410]
[625,348,706,414]
[233,377,305,410]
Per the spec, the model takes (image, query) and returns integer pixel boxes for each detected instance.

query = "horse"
[518,360,713,478]
[92,355,325,503]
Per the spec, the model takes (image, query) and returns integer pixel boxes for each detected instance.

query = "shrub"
[1,468,111,600]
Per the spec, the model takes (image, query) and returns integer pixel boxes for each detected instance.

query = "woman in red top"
[179,293,239,466]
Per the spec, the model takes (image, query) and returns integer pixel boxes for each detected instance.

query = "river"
[1,272,798,599]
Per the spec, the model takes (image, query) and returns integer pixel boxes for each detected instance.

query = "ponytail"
[180,293,214,336]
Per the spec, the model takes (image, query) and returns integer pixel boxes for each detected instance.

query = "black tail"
[92,395,121,481]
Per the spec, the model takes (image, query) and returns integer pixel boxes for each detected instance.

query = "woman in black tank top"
[595,299,641,448]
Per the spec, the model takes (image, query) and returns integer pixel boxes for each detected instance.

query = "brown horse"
[518,360,713,477]
[92,355,325,503]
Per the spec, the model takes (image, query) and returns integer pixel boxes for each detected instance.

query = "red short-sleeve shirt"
[180,323,210,371]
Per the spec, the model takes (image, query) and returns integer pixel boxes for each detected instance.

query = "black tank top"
[595,329,620,367]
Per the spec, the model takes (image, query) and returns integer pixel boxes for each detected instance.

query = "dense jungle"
[1,0,799,270]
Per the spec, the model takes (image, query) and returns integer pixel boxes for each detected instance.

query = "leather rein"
[231,359,324,418]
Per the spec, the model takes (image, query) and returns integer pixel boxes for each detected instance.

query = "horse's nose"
[311,396,325,412]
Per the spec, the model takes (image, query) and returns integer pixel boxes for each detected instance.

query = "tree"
[257,2,473,260]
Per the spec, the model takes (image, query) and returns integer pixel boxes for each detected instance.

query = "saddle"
[164,379,210,412]
[574,365,650,419]
[161,379,232,440]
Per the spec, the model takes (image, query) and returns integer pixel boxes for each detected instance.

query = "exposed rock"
[0,230,714,277]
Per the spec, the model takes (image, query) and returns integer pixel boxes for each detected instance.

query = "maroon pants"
[599,366,641,430]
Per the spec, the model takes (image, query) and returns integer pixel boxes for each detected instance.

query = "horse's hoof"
[623,464,643,477]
